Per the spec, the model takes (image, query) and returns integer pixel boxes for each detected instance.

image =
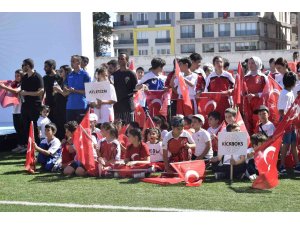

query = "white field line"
[0,200,214,212]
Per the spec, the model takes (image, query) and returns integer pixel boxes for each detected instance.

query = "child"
[210,123,246,180]
[97,122,121,177]
[89,113,102,140]
[93,66,117,124]
[114,119,129,159]
[277,72,300,174]
[124,128,150,166]
[246,132,268,181]
[207,111,222,156]
[153,115,169,141]
[191,114,213,160]
[37,105,51,141]
[61,121,77,169]
[183,115,195,135]
[34,123,62,172]
[146,128,163,163]
[162,116,196,173]
[224,108,237,126]
[253,105,275,138]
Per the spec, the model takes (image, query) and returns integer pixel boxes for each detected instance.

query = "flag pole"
[230,155,233,182]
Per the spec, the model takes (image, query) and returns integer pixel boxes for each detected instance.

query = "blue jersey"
[138,72,165,90]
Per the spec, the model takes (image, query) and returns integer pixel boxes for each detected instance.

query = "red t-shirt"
[125,142,150,161]
[243,74,266,94]
[118,134,129,159]
[99,139,120,161]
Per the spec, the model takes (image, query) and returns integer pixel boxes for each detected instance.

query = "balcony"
[219,31,230,37]
[202,32,214,37]
[113,39,134,45]
[137,39,148,44]
[155,38,171,43]
[180,12,195,20]
[235,30,258,36]
[136,20,149,25]
[113,21,134,27]
[180,32,195,38]
[155,19,171,25]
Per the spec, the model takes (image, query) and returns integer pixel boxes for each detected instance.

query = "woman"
[243,56,268,134]
[274,57,290,88]
[0,69,26,152]
[52,65,71,140]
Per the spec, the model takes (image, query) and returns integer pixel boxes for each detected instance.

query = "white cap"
[89,113,98,122]
[192,114,205,124]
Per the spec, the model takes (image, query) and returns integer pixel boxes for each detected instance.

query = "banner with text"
[218,132,248,156]
[85,81,112,102]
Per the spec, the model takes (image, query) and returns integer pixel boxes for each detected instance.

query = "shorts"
[283,130,297,145]
[69,160,85,170]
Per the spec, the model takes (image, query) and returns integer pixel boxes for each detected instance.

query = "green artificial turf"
[1,152,300,212]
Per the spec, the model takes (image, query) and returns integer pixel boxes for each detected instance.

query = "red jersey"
[125,142,150,161]
[195,73,206,93]
[118,134,129,159]
[244,74,267,94]
[162,130,195,155]
[165,71,178,100]
[99,138,121,161]
[205,71,235,92]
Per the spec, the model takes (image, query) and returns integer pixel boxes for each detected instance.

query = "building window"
[203,24,214,37]
[181,44,195,53]
[219,23,230,36]
[138,49,148,55]
[180,25,195,38]
[156,30,169,38]
[202,12,214,18]
[157,49,170,55]
[180,12,194,19]
[218,12,230,18]
[203,43,214,52]
[129,14,133,21]
[137,32,147,39]
[219,43,231,52]
[137,13,147,21]
[235,23,258,36]
[130,32,133,40]
[235,42,258,51]
[157,12,170,20]
[234,12,259,17]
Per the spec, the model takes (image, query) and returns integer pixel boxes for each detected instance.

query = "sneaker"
[249,174,257,182]
[294,164,300,174]
[215,172,226,180]
[279,165,287,175]
[11,145,23,153]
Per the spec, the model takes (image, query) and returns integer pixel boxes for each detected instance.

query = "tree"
[93,12,113,56]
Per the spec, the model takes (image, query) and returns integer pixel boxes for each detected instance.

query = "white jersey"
[275,73,284,88]
[37,116,51,139]
[174,72,198,99]
[161,129,168,141]
[192,129,213,158]
[147,141,163,162]
[258,121,275,137]
[93,83,117,124]
[278,89,295,114]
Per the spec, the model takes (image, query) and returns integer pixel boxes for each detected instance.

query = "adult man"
[112,53,137,123]
[20,58,44,144]
[107,59,118,76]
[59,55,91,123]
[43,59,62,122]
[80,56,89,71]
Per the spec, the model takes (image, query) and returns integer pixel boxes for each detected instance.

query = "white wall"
[0,12,82,123]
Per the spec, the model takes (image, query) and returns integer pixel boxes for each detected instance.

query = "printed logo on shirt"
[149,149,161,155]
[125,76,130,84]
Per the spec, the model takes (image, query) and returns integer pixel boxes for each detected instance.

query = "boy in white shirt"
[253,105,275,138]
[277,72,300,174]
[191,114,212,160]
[37,105,51,141]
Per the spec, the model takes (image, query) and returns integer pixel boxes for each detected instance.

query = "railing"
[155,19,171,25]
[113,21,134,27]
[219,31,230,37]
[180,32,195,38]
[202,32,214,37]
[137,39,148,44]
[136,20,149,25]
[113,39,134,45]
[235,30,258,36]
[155,38,171,43]
[180,12,195,20]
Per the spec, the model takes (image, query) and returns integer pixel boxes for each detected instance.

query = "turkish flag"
[0,80,19,108]
[141,176,184,185]
[175,60,193,114]
[73,110,98,176]
[171,160,206,187]
[288,62,297,73]
[262,76,282,126]
[129,59,135,71]
[159,89,171,118]
[145,90,165,117]
[134,90,146,128]
[252,138,282,190]
[235,110,251,146]
[232,73,241,107]
[24,121,35,174]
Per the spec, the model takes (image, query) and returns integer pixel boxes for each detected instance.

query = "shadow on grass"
[28,173,70,183]
[0,161,25,166]
[227,185,272,194]
[1,170,28,175]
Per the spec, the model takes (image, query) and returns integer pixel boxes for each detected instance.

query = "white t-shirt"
[293,80,300,98]
[174,72,198,99]
[161,129,168,141]
[246,147,254,163]
[147,141,163,162]
[12,87,21,114]
[93,83,117,124]
[258,121,275,137]
[275,73,284,88]
[40,137,61,156]
[192,129,213,158]
[278,89,295,114]
[37,116,51,139]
